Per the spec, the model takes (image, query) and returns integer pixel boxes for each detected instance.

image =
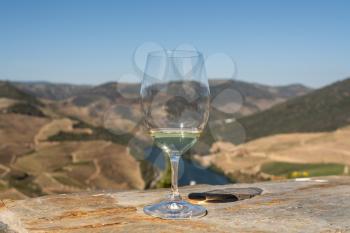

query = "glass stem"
[169,152,181,201]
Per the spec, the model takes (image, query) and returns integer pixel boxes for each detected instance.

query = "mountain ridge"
[239,77,350,142]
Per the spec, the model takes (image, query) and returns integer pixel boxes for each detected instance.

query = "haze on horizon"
[0,0,349,88]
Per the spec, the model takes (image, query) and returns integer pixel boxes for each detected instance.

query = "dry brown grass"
[0,112,145,199]
[245,125,350,164]
[0,114,49,166]
[12,141,145,195]
[195,125,350,178]
[0,98,18,110]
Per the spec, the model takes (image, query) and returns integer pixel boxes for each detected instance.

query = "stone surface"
[0,176,350,233]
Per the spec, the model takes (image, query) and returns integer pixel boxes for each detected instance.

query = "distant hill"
[13,79,311,116]
[14,81,91,100]
[0,81,45,117]
[69,82,130,107]
[209,79,311,116]
[209,80,311,100]
[239,78,350,142]
[0,81,42,106]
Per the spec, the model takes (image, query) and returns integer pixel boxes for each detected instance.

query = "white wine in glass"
[150,129,201,155]
[141,50,210,219]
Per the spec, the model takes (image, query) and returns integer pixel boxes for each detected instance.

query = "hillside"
[0,114,154,199]
[239,78,350,142]
[0,82,157,199]
[194,125,350,182]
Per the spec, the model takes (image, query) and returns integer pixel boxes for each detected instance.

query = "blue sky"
[0,0,349,87]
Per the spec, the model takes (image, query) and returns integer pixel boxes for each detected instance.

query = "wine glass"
[141,49,210,219]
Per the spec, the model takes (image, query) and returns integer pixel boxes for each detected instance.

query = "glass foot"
[143,200,207,219]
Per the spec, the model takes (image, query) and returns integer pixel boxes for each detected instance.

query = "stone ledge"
[0,176,350,233]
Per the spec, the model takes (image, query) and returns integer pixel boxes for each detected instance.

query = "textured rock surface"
[0,176,349,233]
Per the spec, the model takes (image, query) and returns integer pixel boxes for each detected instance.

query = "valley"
[0,78,349,199]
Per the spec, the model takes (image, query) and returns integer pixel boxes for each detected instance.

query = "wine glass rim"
[148,50,203,58]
